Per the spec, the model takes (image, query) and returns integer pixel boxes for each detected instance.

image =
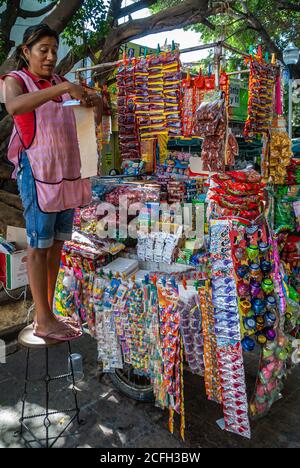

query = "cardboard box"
[0,226,28,290]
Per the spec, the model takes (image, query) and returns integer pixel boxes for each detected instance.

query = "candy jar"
[235,246,246,261]
[243,317,257,332]
[260,260,272,274]
[258,241,269,255]
[247,244,259,261]
[262,278,274,294]
[237,265,249,279]
[256,332,267,345]
[239,299,252,316]
[250,281,262,297]
[249,263,263,281]
[265,328,277,341]
[266,295,277,310]
[237,282,250,297]
[242,335,256,351]
[264,311,277,327]
[252,298,266,315]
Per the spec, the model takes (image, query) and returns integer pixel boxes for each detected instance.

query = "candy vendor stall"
[55,45,300,440]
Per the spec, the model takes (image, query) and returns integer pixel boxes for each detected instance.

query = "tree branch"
[99,0,216,64]
[0,1,21,59]
[42,0,85,33]
[276,0,300,12]
[19,1,58,19]
[117,0,158,18]
[228,1,283,60]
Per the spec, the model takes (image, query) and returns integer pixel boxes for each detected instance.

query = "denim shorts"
[17,152,75,249]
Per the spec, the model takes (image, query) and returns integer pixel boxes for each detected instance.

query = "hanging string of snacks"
[266,118,293,184]
[156,278,185,438]
[182,71,194,137]
[195,97,227,172]
[117,58,141,160]
[244,57,277,140]
[209,219,251,439]
[193,70,205,110]
[197,285,222,403]
[163,51,182,138]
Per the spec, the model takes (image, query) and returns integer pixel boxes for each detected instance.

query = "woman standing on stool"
[1,24,102,341]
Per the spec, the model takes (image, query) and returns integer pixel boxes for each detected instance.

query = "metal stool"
[17,324,83,448]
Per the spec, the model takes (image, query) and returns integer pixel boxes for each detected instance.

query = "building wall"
[1,0,89,80]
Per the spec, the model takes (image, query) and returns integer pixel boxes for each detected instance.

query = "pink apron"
[6,70,92,213]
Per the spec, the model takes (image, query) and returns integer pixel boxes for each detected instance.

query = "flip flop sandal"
[32,315,81,331]
[33,327,82,342]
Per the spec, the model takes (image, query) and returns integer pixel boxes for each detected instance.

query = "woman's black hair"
[15,24,59,70]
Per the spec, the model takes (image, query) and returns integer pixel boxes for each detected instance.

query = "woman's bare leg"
[27,246,76,337]
[47,239,64,310]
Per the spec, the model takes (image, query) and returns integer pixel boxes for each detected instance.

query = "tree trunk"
[0,114,13,142]
[0,201,24,237]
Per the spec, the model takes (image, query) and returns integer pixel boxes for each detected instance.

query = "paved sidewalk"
[0,334,299,448]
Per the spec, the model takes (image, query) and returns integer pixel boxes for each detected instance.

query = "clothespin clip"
[145,274,149,284]
[187,67,191,84]
[257,45,263,59]
[171,40,176,52]
[99,268,104,277]
[182,276,187,290]
[162,276,167,287]
[122,272,127,281]
[156,44,161,56]
[152,274,157,286]
[194,280,200,291]
[171,277,177,289]
[249,45,254,56]
[144,47,148,58]
[108,271,113,280]
[131,274,136,282]
[115,271,120,279]
[265,52,269,63]
[208,63,212,77]
[271,53,276,65]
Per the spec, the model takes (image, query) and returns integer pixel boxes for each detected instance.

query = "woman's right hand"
[67,82,87,101]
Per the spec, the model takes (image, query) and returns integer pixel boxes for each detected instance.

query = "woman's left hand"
[81,91,102,108]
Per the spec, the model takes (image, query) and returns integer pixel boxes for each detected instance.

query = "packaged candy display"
[244,58,277,139]
[121,159,146,176]
[53,43,300,443]
[264,123,293,184]
[182,73,195,137]
[274,186,297,232]
[208,169,265,220]
[197,286,222,403]
[116,50,182,162]
[117,59,141,160]
[226,129,239,166]
[209,219,251,438]
[178,293,205,376]
[163,51,182,138]
[156,279,185,437]
[156,151,191,177]
[250,333,288,418]
[195,98,227,172]
[285,159,300,186]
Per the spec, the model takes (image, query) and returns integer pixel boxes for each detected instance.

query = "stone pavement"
[0,333,299,448]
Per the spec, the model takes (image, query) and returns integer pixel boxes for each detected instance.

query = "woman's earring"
[22,55,30,67]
